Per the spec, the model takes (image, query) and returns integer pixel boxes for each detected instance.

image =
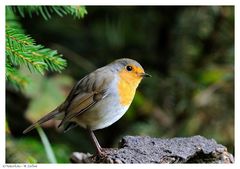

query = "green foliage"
[24,73,73,122]
[6,60,29,89]
[5,6,87,90]
[6,26,66,74]
[6,134,71,163]
[11,6,87,20]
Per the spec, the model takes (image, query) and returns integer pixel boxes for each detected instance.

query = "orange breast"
[117,70,141,106]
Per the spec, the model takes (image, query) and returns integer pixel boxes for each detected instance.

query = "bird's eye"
[126,65,133,71]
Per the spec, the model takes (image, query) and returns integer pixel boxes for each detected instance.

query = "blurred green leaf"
[6,135,47,163]
[36,127,57,163]
[23,69,73,122]
[6,133,71,163]
[26,156,38,163]
[196,65,233,86]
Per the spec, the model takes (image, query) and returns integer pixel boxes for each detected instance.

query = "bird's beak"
[139,72,152,78]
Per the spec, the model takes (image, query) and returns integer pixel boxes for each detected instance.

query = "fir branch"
[6,6,23,30]
[6,26,47,74]
[5,5,86,90]
[6,46,47,74]
[66,6,88,19]
[6,26,35,48]
[6,61,29,89]
[11,6,87,20]
[32,47,67,72]
[6,26,67,75]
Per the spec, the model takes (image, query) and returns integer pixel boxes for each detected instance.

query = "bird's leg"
[87,127,103,156]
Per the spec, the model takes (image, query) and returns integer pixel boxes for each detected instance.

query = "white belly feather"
[74,94,129,130]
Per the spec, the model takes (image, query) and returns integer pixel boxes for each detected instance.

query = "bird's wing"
[58,68,114,127]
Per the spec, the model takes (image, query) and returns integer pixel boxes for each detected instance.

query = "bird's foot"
[94,148,117,157]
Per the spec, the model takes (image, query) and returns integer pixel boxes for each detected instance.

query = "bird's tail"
[23,108,62,134]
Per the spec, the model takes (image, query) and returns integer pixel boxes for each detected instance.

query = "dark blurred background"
[6,6,234,163]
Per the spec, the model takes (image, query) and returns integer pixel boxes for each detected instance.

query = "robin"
[23,58,151,155]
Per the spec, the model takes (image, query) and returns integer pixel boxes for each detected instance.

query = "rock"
[70,135,234,163]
